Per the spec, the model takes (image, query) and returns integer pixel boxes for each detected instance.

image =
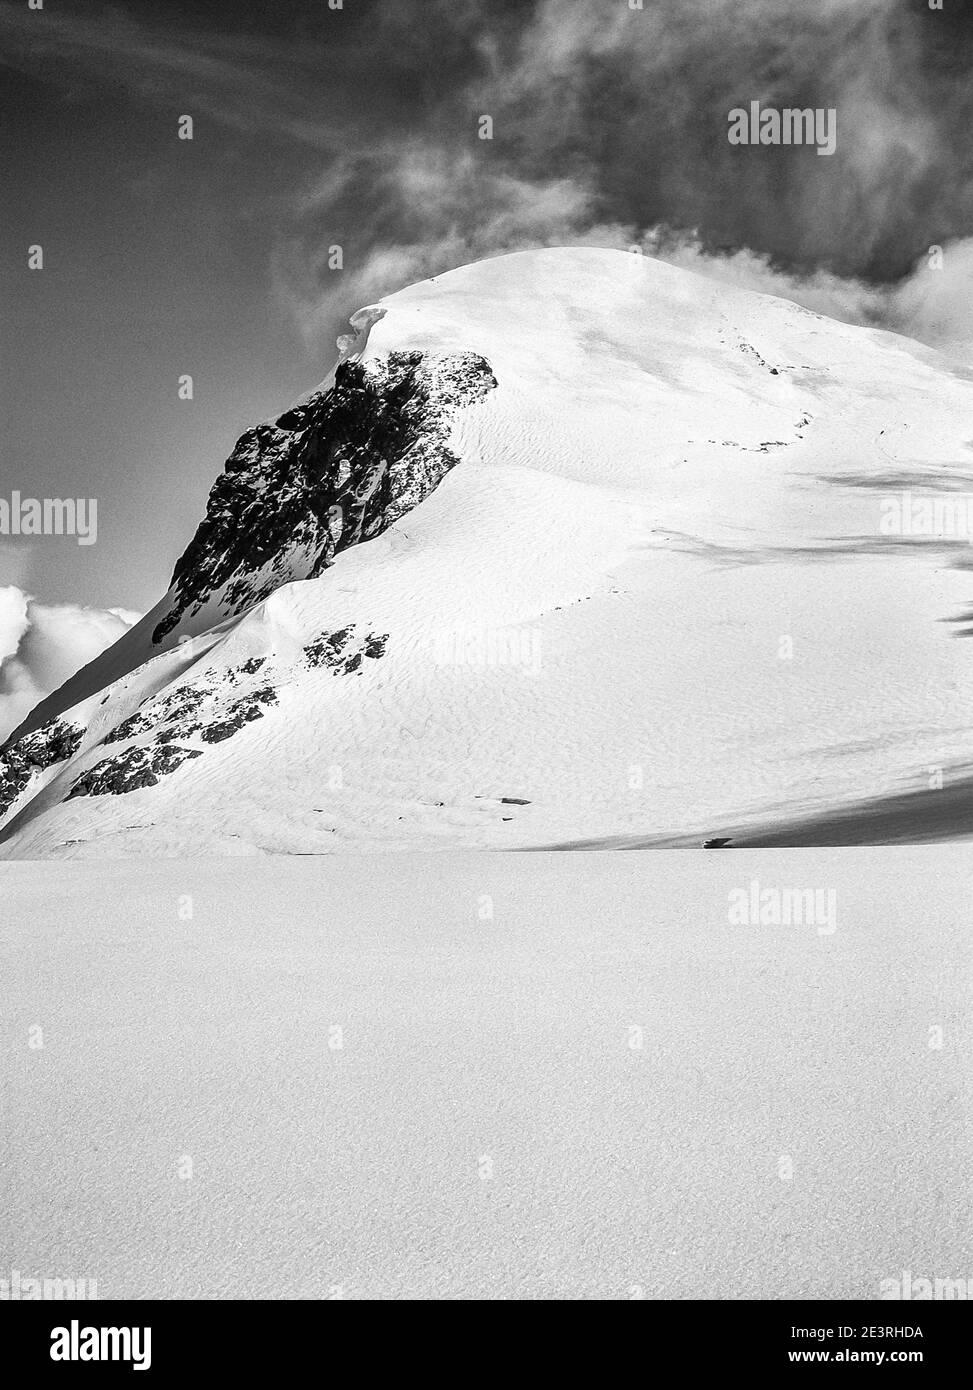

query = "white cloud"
[274,0,973,369]
[639,231,973,364]
[0,587,140,744]
[277,145,600,343]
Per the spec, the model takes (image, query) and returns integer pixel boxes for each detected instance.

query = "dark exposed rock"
[103,713,145,746]
[67,744,203,799]
[305,626,354,668]
[6,348,488,822]
[304,625,389,674]
[103,660,274,748]
[198,687,278,744]
[104,683,209,745]
[152,351,497,644]
[0,721,84,819]
[67,675,280,798]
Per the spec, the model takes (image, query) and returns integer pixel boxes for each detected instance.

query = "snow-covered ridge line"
[0,338,496,828]
[2,344,497,755]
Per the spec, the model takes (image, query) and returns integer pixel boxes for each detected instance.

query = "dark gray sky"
[2,0,972,613]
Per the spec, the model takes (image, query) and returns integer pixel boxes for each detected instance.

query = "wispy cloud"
[7,0,972,356]
[272,0,973,359]
[0,1,347,147]
[0,585,140,743]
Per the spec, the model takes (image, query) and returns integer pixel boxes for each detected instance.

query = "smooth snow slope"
[3,247,973,855]
[2,851,970,1298]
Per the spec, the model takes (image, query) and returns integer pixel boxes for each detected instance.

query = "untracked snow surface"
[2,852,970,1299]
[3,248,973,855]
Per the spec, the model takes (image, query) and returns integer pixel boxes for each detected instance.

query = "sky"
[1,0,972,734]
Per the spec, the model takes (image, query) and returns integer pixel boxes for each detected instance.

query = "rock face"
[197,688,278,745]
[153,350,498,643]
[0,620,397,813]
[304,624,388,673]
[67,744,203,799]
[0,721,83,819]
[0,346,493,821]
[102,660,276,748]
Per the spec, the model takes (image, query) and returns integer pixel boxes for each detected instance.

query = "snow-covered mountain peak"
[3,247,973,854]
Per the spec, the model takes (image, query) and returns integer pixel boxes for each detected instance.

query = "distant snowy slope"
[3,247,973,855]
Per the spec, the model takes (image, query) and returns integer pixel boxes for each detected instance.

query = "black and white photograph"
[1,0,970,1357]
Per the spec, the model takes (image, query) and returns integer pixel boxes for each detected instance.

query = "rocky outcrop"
[304,623,389,673]
[153,350,497,644]
[0,720,83,820]
[57,620,397,806]
[3,347,491,820]
[67,744,203,799]
[197,687,278,745]
[103,659,273,747]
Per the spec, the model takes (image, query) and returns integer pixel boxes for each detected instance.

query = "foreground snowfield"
[3,248,973,854]
[2,852,969,1299]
